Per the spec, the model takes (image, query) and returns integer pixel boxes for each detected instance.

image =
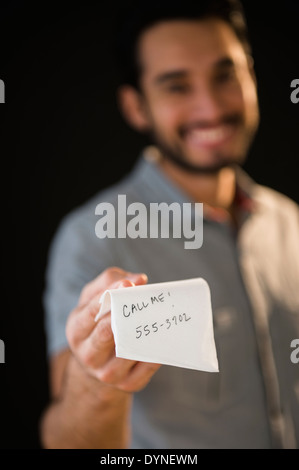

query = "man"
[40,0,299,449]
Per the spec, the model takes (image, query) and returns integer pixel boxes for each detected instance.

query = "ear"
[117,85,150,132]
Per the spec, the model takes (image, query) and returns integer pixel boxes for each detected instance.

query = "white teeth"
[187,126,231,145]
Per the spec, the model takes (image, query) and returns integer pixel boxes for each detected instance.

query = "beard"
[153,142,238,174]
[147,113,256,175]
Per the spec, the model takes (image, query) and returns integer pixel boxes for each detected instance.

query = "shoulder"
[252,183,299,224]
[237,168,298,224]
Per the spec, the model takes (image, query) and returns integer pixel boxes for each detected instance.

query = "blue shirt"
[43,148,299,448]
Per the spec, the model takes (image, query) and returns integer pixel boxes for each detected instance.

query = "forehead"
[137,18,247,79]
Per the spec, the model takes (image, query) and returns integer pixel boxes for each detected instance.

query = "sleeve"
[42,208,116,358]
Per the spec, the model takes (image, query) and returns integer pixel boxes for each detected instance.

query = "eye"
[167,83,190,93]
[215,69,236,84]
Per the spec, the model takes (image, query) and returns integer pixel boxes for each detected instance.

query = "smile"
[184,124,236,148]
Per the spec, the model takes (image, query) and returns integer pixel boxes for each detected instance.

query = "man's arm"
[40,267,161,449]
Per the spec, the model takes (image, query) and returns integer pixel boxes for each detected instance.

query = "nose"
[189,83,224,122]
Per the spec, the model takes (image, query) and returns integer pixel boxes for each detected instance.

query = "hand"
[66,267,161,392]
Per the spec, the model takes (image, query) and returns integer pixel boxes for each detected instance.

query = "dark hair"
[114,0,251,89]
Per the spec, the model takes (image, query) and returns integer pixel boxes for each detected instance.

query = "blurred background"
[0,0,298,449]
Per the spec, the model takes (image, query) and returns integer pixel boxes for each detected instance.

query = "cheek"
[229,76,258,120]
[244,85,259,124]
[145,90,187,132]
[150,102,182,134]
[219,82,246,112]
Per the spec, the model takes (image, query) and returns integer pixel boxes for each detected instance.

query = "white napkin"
[95,278,219,372]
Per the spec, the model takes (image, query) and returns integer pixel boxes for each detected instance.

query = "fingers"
[117,362,162,392]
[94,356,139,385]
[73,280,137,369]
[90,357,161,392]
[65,266,161,393]
[78,267,148,308]
[67,279,128,348]
[67,269,148,346]
[77,312,115,369]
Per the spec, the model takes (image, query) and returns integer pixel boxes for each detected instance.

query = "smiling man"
[118,12,259,214]
[123,19,258,171]
[41,0,299,449]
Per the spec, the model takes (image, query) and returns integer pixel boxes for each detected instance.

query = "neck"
[159,157,237,209]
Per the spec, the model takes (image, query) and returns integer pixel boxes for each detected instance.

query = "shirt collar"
[131,146,256,225]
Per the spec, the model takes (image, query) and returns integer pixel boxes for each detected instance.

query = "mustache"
[179,113,243,136]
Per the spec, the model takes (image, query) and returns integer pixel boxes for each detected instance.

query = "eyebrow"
[153,56,235,85]
[154,69,188,85]
[215,57,235,69]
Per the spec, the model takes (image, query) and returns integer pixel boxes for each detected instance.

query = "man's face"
[136,18,260,173]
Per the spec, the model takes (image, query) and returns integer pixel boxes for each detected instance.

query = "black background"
[0,1,298,449]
